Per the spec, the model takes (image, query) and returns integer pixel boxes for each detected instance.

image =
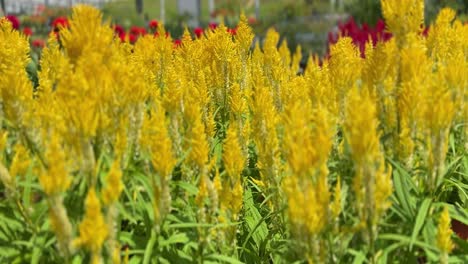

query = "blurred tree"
[1,0,5,15]
[344,0,380,26]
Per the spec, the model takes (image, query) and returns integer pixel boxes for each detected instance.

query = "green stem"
[143,229,157,264]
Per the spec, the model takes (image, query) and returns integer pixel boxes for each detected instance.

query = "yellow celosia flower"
[381,0,424,42]
[141,103,176,179]
[437,207,454,255]
[0,17,33,127]
[427,8,457,60]
[223,124,245,179]
[60,5,114,64]
[9,142,30,179]
[39,136,71,196]
[235,13,254,54]
[75,188,108,259]
[188,114,210,170]
[344,87,392,228]
[328,37,362,116]
[196,174,208,209]
[101,159,123,206]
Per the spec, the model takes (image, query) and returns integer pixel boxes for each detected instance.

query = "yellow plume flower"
[141,103,176,179]
[0,17,33,126]
[328,37,362,116]
[223,124,245,179]
[60,5,114,64]
[437,207,454,255]
[39,136,71,196]
[75,188,108,259]
[235,13,254,54]
[188,113,210,170]
[344,87,392,231]
[101,159,123,206]
[381,0,424,42]
[9,142,30,179]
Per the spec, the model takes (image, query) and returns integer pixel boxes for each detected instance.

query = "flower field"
[0,0,467,263]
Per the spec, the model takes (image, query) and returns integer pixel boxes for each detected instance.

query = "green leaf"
[159,233,189,247]
[207,254,245,264]
[348,249,366,264]
[242,188,268,250]
[391,167,414,219]
[379,233,438,252]
[175,182,198,196]
[410,198,432,250]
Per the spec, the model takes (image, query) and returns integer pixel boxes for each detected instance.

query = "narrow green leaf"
[379,233,438,252]
[410,198,432,250]
[159,233,189,247]
[348,249,366,264]
[392,169,414,218]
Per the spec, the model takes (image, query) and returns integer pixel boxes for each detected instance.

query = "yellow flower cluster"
[0,1,466,262]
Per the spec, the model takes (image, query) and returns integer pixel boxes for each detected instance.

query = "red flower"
[248,17,257,25]
[118,32,126,42]
[208,22,218,30]
[5,15,20,30]
[130,26,146,36]
[174,39,182,48]
[32,39,45,48]
[129,33,138,44]
[113,24,125,36]
[148,19,158,30]
[422,26,429,37]
[228,27,237,35]
[52,16,69,31]
[23,27,33,37]
[194,27,204,38]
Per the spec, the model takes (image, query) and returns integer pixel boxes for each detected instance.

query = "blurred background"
[1,0,467,56]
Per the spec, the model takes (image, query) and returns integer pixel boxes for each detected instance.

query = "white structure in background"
[4,0,112,14]
[177,0,200,27]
